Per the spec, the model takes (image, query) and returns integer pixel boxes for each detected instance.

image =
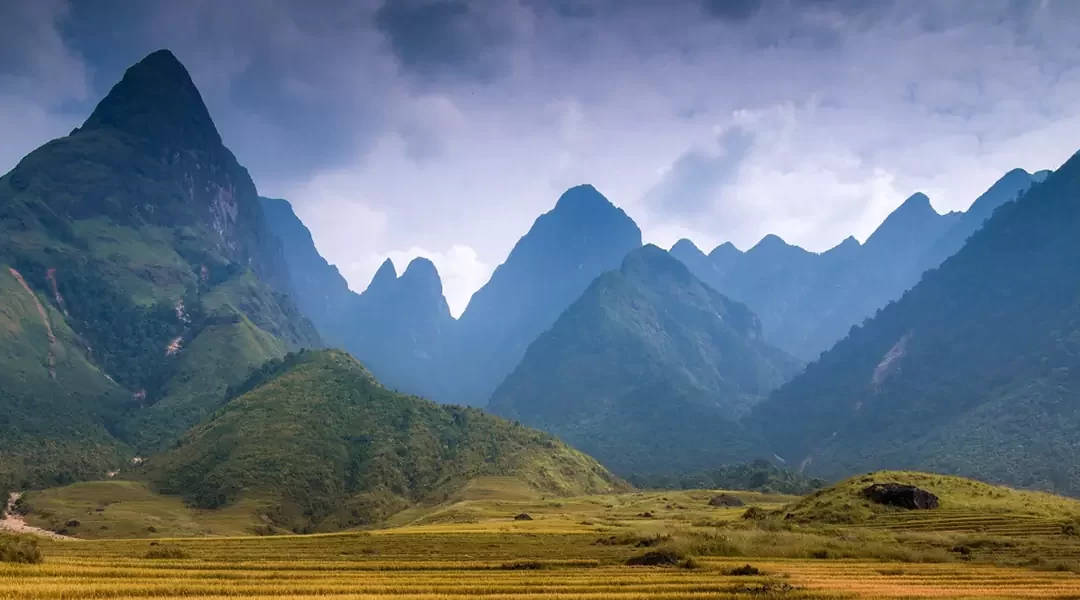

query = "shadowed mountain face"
[488,245,801,475]
[0,50,320,487]
[670,169,1043,361]
[438,184,643,405]
[749,152,1080,495]
[259,198,454,397]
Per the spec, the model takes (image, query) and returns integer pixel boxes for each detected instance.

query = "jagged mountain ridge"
[748,152,1080,495]
[258,196,455,398]
[670,169,1045,360]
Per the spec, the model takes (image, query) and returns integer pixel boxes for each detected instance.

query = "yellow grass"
[7,474,1080,599]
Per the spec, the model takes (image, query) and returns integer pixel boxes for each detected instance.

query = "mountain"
[487,245,801,475]
[750,151,1080,495]
[920,168,1048,270]
[440,184,642,405]
[345,257,453,397]
[671,171,1042,360]
[259,198,453,396]
[0,49,320,486]
[146,349,627,532]
[258,197,354,346]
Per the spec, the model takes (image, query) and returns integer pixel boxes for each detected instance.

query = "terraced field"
[5,539,1080,600]
[851,507,1070,536]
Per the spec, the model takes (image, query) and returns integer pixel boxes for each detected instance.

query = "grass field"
[6,474,1080,599]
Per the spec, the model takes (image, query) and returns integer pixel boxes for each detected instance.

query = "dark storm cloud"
[374,0,517,83]
[702,0,762,22]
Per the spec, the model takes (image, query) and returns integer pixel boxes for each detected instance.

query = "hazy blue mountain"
[488,245,800,475]
[441,184,642,405]
[259,197,354,346]
[920,168,1047,270]
[671,170,1042,361]
[750,152,1080,495]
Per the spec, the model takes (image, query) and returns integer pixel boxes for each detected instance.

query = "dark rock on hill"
[862,483,939,510]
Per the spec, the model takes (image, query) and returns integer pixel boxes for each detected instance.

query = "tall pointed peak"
[81,49,222,150]
[367,258,398,292]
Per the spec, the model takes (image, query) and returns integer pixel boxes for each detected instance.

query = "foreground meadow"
[5,474,1080,599]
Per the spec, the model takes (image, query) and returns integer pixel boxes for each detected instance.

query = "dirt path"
[1,492,77,540]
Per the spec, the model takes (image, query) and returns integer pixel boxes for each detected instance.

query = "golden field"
[4,474,1080,599]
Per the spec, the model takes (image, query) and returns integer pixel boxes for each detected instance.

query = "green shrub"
[0,535,43,564]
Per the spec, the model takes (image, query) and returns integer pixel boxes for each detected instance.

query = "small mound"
[513,513,534,521]
[785,471,1080,525]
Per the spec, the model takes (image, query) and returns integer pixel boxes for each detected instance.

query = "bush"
[626,549,685,566]
[143,545,189,559]
[0,535,43,564]
[726,564,761,576]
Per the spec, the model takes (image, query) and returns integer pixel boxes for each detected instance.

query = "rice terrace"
[5,472,1080,599]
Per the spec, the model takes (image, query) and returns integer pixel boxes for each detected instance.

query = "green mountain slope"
[146,349,626,532]
[0,267,129,490]
[0,49,319,484]
[488,245,801,475]
[751,151,1080,495]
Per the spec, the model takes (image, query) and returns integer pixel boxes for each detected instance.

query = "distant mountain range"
[3,47,1078,506]
[750,152,1080,495]
[670,169,1048,361]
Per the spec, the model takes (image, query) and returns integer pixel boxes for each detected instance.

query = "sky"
[3,0,1080,316]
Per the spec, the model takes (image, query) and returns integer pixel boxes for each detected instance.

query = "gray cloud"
[374,0,520,84]
[4,0,1080,312]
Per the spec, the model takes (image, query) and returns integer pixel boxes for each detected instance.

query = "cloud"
[374,0,526,84]
[4,0,1080,305]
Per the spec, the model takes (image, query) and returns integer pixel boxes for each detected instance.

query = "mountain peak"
[81,49,222,150]
[749,234,791,253]
[400,257,443,291]
[670,238,703,255]
[551,184,623,220]
[367,258,398,292]
[898,192,934,214]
